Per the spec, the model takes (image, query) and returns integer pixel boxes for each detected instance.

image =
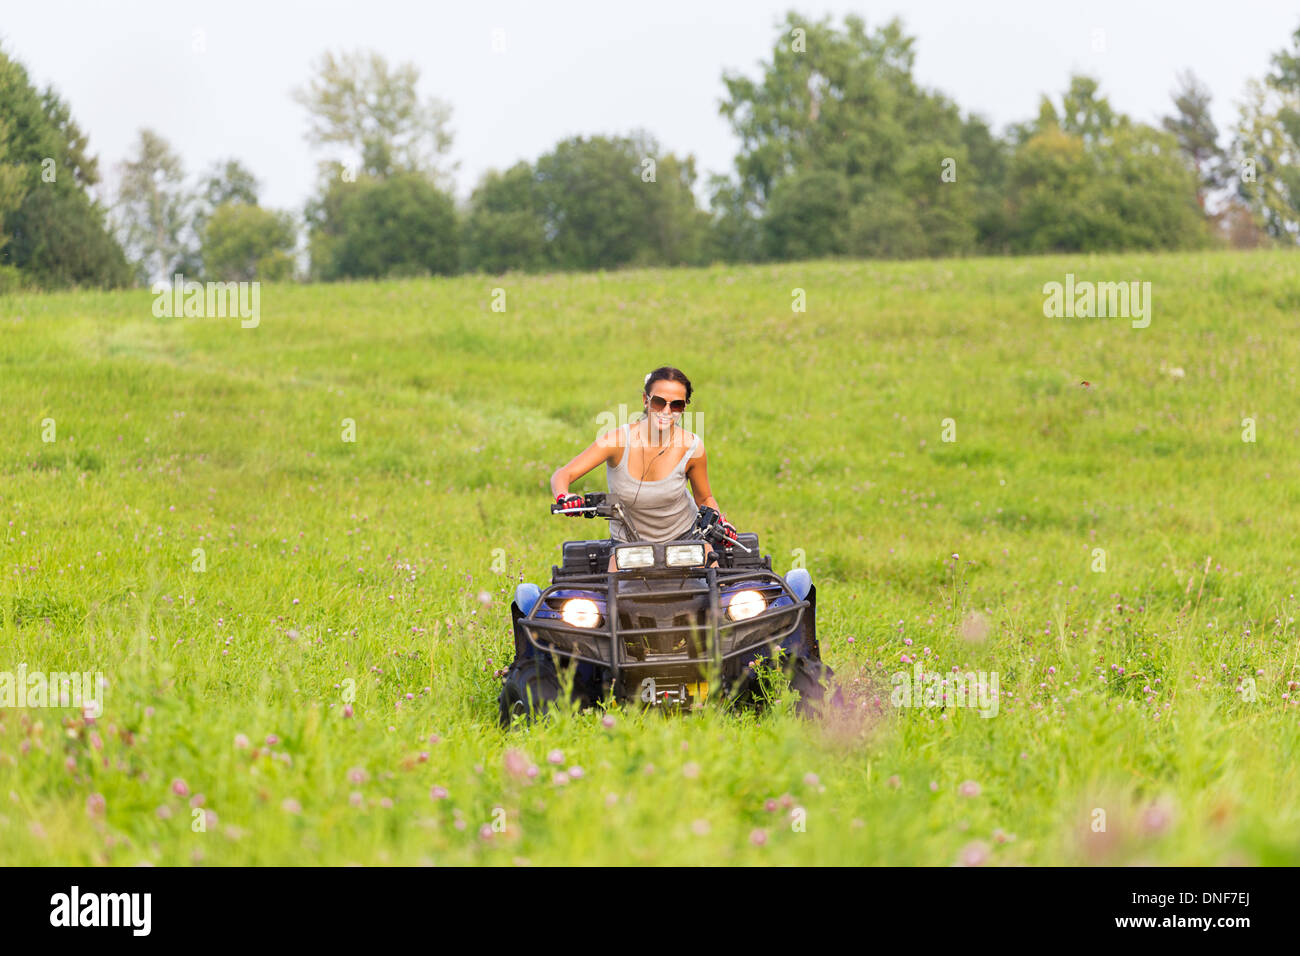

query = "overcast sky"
[2,0,1296,213]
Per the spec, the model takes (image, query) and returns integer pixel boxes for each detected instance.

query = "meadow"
[2,248,1299,865]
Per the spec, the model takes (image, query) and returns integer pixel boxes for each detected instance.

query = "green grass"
[2,248,1299,865]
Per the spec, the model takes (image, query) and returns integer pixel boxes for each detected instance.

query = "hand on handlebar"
[694,506,736,541]
[555,493,585,516]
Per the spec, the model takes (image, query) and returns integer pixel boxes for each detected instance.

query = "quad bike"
[498,492,837,727]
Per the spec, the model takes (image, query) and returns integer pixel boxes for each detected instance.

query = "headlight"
[665,544,704,567]
[726,589,766,621]
[615,546,655,570]
[561,598,601,628]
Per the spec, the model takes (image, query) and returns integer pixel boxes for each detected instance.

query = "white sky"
[2,0,1296,213]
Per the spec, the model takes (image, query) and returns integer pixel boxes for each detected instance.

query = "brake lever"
[721,533,753,554]
[693,507,753,554]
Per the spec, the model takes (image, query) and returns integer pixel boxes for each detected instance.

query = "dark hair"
[643,366,693,403]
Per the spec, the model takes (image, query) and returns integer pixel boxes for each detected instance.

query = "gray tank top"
[606,422,701,543]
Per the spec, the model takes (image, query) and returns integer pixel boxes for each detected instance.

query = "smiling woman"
[548,366,740,569]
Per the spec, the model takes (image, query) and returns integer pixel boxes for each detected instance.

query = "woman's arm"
[684,441,722,515]
[686,441,739,544]
[549,429,621,498]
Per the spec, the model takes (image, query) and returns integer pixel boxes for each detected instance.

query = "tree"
[1161,70,1227,208]
[717,12,978,260]
[292,49,454,184]
[719,13,934,206]
[201,159,259,210]
[307,172,458,280]
[763,168,851,260]
[1269,21,1300,92]
[1006,76,1208,252]
[184,158,264,276]
[638,150,710,267]
[705,173,764,263]
[461,162,548,273]
[0,46,129,289]
[531,132,707,270]
[1058,75,1117,143]
[201,203,296,281]
[0,115,29,260]
[961,114,1012,252]
[1229,79,1300,243]
[1230,20,1300,243]
[112,129,192,282]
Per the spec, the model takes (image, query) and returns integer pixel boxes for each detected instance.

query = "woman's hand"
[717,513,740,543]
[555,493,585,516]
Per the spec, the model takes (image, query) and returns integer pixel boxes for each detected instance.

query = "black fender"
[501,600,604,725]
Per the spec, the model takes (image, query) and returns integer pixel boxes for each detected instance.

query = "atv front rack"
[519,565,809,687]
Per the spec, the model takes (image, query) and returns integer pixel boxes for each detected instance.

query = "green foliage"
[846,186,927,259]
[1230,80,1300,244]
[460,132,708,274]
[1268,21,1300,93]
[294,49,461,280]
[1226,24,1300,245]
[111,128,192,282]
[0,46,130,289]
[1006,76,1209,252]
[201,159,260,209]
[720,13,926,203]
[960,115,1012,252]
[1161,70,1227,206]
[763,169,851,260]
[201,203,297,282]
[292,48,454,184]
[460,162,548,273]
[719,12,980,260]
[531,133,708,271]
[307,171,458,280]
[704,173,765,263]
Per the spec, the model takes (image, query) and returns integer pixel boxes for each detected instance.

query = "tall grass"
[1,249,1298,864]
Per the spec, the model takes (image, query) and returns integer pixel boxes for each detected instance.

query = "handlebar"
[551,493,751,554]
[550,492,615,518]
[691,505,754,554]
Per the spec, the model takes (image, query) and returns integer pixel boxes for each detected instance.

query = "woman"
[548,366,739,569]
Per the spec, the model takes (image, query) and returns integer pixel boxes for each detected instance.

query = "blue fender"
[785,567,812,601]
[515,582,542,616]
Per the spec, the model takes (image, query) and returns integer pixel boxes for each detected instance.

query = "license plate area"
[636,678,708,706]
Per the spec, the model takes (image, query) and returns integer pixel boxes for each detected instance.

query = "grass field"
[2,248,1300,865]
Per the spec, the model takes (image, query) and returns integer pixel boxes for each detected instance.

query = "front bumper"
[517,566,809,693]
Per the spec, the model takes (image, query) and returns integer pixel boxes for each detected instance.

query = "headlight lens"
[665,544,704,567]
[561,598,601,628]
[726,589,766,621]
[615,546,655,570]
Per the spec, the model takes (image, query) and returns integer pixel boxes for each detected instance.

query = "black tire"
[789,655,842,717]
[722,652,838,718]
[498,657,563,728]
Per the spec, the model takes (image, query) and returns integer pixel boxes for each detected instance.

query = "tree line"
[2,12,1298,291]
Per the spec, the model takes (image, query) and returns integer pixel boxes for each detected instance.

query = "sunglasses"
[646,394,688,413]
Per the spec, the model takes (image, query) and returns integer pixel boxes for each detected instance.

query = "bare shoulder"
[595,425,626,463]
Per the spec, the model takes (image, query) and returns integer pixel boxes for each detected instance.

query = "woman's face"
[644,380,688,433]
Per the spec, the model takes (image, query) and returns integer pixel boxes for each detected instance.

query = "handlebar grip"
[552,492,606,515]
[551,494,605,515]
